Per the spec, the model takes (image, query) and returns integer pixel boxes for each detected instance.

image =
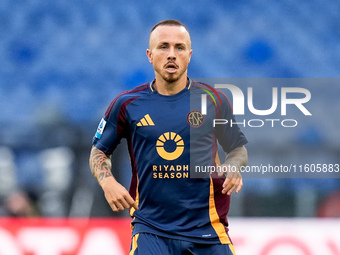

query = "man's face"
[147,25,193,84]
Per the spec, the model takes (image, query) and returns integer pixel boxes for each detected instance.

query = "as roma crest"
[187,110,204,127]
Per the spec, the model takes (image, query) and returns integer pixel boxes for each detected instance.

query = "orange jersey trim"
[208,177,231,244]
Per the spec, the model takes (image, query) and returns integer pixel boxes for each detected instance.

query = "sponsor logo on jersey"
[152,164,189,179]
[156,132,184,160]
[187,110,204,127]
[95,118,107,139]
[153,132,188,178]
[136,114,155,127]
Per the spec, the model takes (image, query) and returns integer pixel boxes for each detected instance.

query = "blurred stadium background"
[0,0,339,254]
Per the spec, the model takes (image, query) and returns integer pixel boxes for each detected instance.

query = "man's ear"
[188,49,193,63]
[146,49,153,64]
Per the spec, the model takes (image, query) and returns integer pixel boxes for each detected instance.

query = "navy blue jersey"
[92,79,247,244]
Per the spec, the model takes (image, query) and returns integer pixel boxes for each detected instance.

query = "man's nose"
[167,47,176,60]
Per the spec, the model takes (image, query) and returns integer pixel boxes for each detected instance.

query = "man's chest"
[125,96,217,145]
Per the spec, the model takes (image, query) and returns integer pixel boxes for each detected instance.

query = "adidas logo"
[137,114,155,127]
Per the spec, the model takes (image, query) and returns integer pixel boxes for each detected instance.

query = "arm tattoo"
[89,146,113,183]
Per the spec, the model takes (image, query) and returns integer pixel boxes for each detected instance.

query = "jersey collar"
[149,78,192,92]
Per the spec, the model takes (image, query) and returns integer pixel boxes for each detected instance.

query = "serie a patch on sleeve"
[95,118,107,139]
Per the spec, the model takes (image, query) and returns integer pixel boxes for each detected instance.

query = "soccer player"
[89,19,248,255]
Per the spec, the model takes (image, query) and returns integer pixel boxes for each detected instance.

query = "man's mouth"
[164,62,179,73]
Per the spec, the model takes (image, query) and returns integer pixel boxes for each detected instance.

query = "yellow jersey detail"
[136,114,155,127]
[156,132,184,161]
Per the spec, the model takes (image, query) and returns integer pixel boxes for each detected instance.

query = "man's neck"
[153,76,188,96]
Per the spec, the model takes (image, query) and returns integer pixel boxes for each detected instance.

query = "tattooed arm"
[218,145,248,196]
[89,146,138,212]
[89,145,113,183]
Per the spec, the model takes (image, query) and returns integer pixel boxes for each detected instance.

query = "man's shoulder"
[191,80,222,96]
[104,83,150,117]
[109,83,150,106]
[191,79,213,91]
[115,83,150,101]
[192,80,227,100]
[191,79,230,103]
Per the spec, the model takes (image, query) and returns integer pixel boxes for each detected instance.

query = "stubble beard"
[159,68,185,84]
[163,75,178,83]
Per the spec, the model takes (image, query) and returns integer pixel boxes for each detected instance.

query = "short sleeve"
[214,91,248,153]
[92,96,129,155]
